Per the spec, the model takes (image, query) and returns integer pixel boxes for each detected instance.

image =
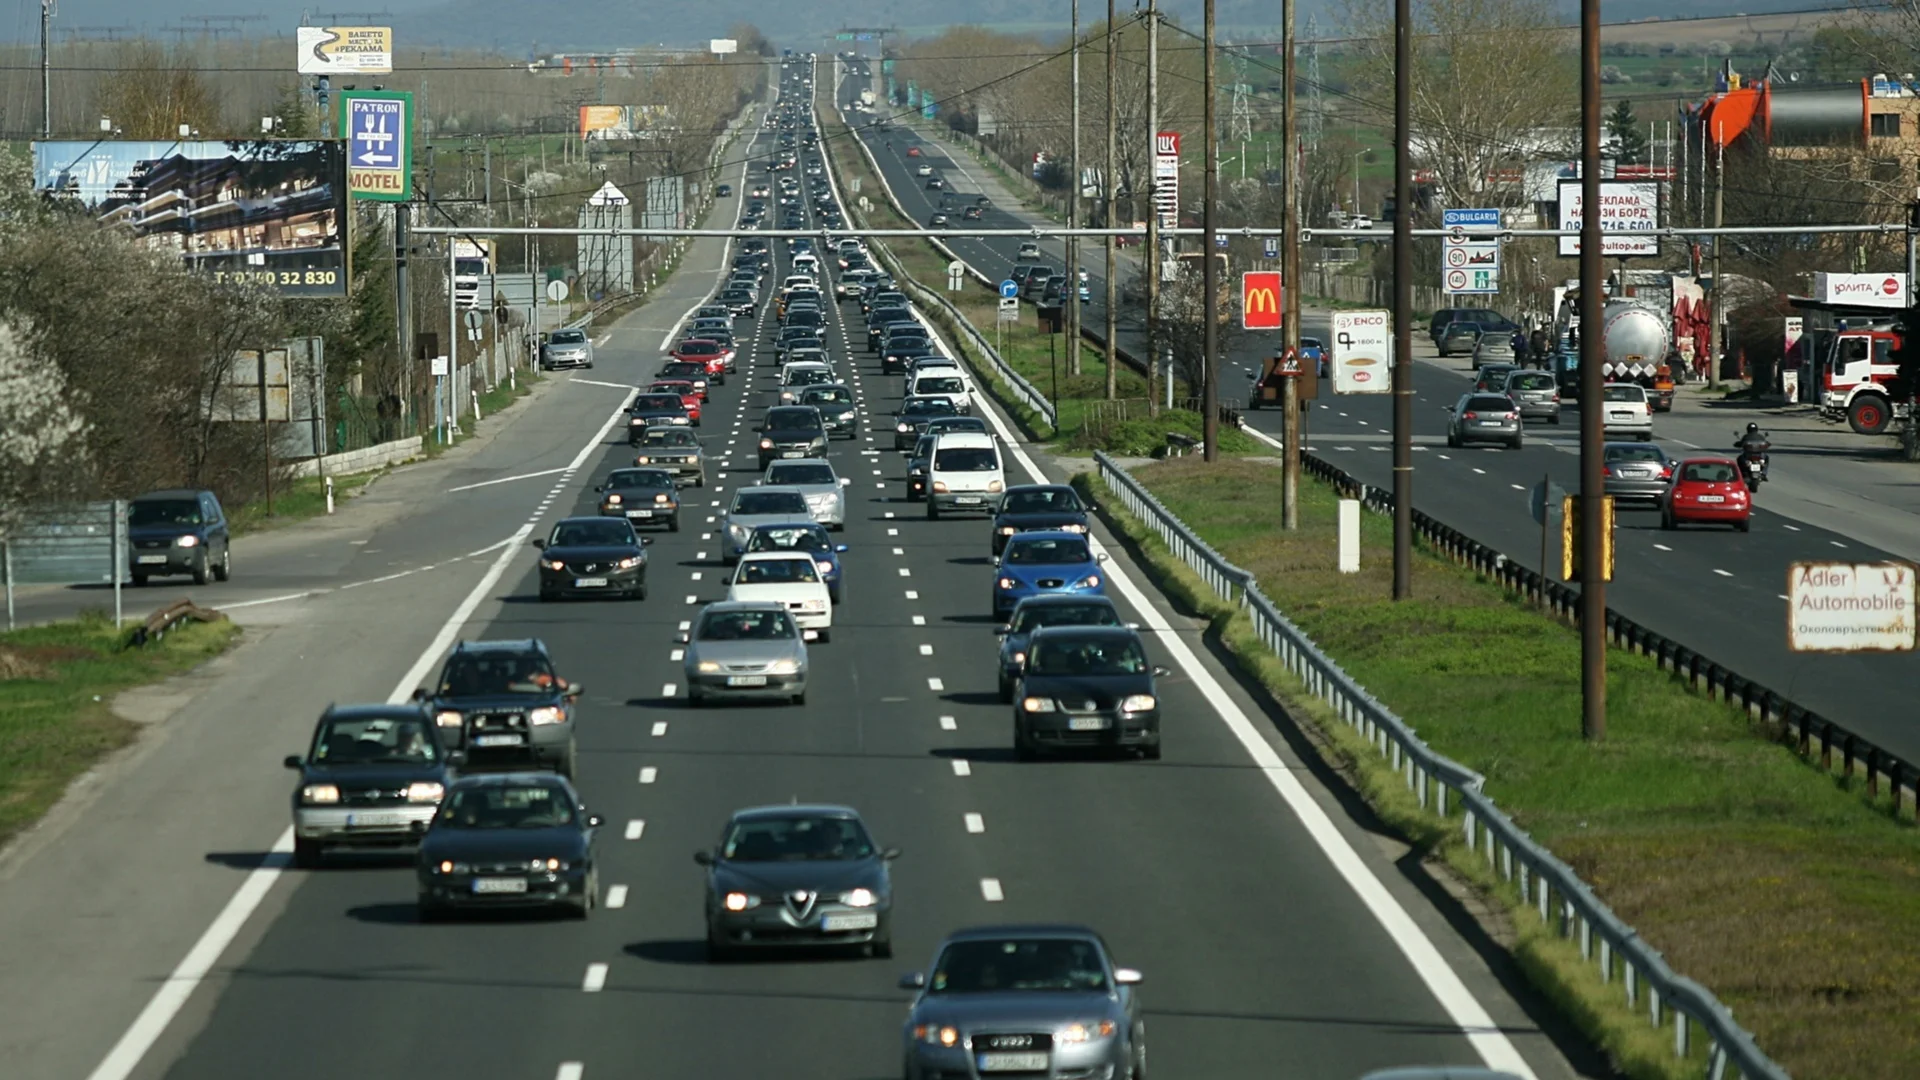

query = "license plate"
[821,912,879,931]
[574,577,609,587]
[782,451,804,458]
[473,733,524,747]
[137,554,168,564]
[1476,421,1503,427]
[1609,412,1633,420]
[346,811,408,827]
[727,675,768,687]
[471,877,528,894]
[1068,716,1110,731]
[955,496,983,505]
[1698,495,1725,503]
[978,1053,1049,1072]
[626,510,653,518]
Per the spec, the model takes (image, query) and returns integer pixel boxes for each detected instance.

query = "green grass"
[1096,456,1920,1080]
[0,613,240,848]
[228,470,383,537]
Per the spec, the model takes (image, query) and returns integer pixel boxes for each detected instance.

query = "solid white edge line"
[445,465,571,493]
[82,396,640,1080]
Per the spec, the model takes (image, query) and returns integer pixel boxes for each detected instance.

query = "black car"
[995,595,1130,702]
[596,467,681,532]
[894,397,961,450]
[534,516,650,601]
[416,773,603,921]
[864,289,909,316]
[127,489,231,586]
[783,308,824,336]
[697,804,899,959]
[716,182,733,197]
[628,393,695,442]
[867,310,915,351]
[1014,626,1167,760]
[798,384,858,438]
[284,704,455,866]
[721,289,757,317]
[418,639,582,776]
[905,433,936,501]
[758,406,830,469]
[992,484,1092,555]
[882,339,935,376]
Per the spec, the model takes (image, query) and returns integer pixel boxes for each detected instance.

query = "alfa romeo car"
[697,804,897,958]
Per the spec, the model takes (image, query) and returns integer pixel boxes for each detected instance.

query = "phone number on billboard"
[212,270,342,287]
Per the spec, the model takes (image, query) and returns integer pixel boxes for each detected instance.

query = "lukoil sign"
[1814,272,1909,308]
[1330,310,1392,394]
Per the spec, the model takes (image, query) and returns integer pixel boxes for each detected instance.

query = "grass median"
[1092,456,1917,1080]
[0,612,240,849]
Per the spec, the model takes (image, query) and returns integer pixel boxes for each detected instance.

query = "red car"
[670,338,732,380]
[657,361,709,400]
[650,380,703,423]
[1660,457,1751,532]
[906,146,921,157]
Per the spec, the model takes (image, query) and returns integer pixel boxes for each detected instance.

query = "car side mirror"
[840,477,851,487]
[445,750,467,767]
[675,632,691,644]
[802,629,819,642]
[641,537,655,546]
[410,688,428,702]
[898,972,926,990]
[1126,622,1142,630]
[882,847,902,860]
[1152,666,1171,678]
[564,684,584,699]
[834,544,849,553]
[1095,553,1108,562]
[532,538,547,550]
[586,814,604,828]
[593,485,603,492]
[993,623,1012,635]
[1114,968,1144,985]
[283,754,303,769]
[694,850,714,866]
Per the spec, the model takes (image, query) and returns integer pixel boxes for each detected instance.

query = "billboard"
[1788,562,1917,652]
[1330,310,1392,393]
[296,26,393,75]
[709,39,738,54]
[1556,180,1659,257]
[1241,272,1281,329]
[579,105,670,140]
[33,140,348,298]
[1153,131,1180,229]
[1813,272,1908,308]
[336,90,411,201]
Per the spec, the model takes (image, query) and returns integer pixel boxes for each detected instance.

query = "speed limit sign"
[1445,247,1469,267]
[1445,269,1469,291]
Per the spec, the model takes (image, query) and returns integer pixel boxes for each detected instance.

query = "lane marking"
[691,571,703,581]
[1713,568,1734,577]
[651,721,669,737]
[571,378,641,391]
[557,1065,585,1080]
[1472,467,1486,475]
[940,715,957,730]
[912,615,926,626]
[639,767,658,784]
[661,683,678,698]
[919,644,934,655]
[1783,524,1801,531]
[686,595,698,604]
[928,677,945,691]
[1831,540,1847,548]
[898,567,911,577]
[446,466,571,493]
[952,758,970,775]
[670,648,685,661]
[606,885,629,909]
[980,878,1004,902]
[583,963,609,992]
[893,547,905,555]
[964,812,985,833]
[1653,543,1672,552]
[1509,484,1524,491]
[905,590,919,599]
[678,620,692,631]
[625,819,647,840]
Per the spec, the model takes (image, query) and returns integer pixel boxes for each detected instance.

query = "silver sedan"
[1445,392,1524,450]
[681,601,808,706]
[761,459,850,530]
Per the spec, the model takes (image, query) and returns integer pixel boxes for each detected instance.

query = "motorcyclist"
[1734,422,1772,480]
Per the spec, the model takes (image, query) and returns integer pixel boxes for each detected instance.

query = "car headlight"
[767,658,801,675]
[175,535,199,548]
[540,558,567,571]
[998,526,1017,535]
[530,857,568,872]
[605,493,623,505]
[1076,574,1102,588]
[1061,523,1088,533]
[434,710,462,728]
[655,493,672,504]
[1021,696,1057,713]
[998,577,1017,590]
[987,480,1003,492]
[760,438,774,449]
[672,417,689,425]
[728,523,749,538]
[616,556,643,570]
[1057,1021,1116,1043]
[434,860,472,875]
[528,706,566,726]
[1120,694,1157,713]
[896,423,911,432]
[840,887,877,907]
[629,417,645,426]
[301,784,340,804]
[723,891,761,911]
[932,482,949,493]
[634,455,651,464]
[406,781,445,803]
[1011,651,1027,666]
[914,1025,961,1048]
[814,560,835,575]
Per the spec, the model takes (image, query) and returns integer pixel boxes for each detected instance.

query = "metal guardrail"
[1091,450,1792,1080]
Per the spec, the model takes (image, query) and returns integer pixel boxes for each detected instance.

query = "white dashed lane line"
[1472,468,1486,475]
[912,615,926,626]
[651,721,668,737]
[951,758,970,774]
[582,963,608,992]
[939,715,957,730]
[905,590,918,599]
[980,878,1004,902]
[605,885,629,909]
[624,820,646,840]
[964,813,985,833]
[919,644,934,655]
[928,677,945,691]
[556,1063,584,1080]
[1713,569,1734,578]
[638,767,658,784]
[1653,543,1672,552]
[1831,540,1847,548]
[898,568,911,577]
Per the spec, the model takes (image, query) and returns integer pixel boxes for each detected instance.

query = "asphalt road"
[2,67,1611,1080]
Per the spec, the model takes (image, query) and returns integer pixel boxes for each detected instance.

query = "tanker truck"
[1550,288,1675,410]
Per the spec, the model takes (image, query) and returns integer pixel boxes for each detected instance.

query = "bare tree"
[90,43,225,139]
[0,317,87,526]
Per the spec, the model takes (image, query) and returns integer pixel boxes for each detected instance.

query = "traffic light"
[1889,304,1920,401]
[1560,495,1615,582]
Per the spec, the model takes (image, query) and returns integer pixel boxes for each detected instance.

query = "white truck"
[453,239,494,310]
[859,89,876,109]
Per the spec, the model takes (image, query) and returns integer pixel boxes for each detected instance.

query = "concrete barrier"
[287,436,424,479]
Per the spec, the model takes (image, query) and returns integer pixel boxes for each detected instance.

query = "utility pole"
[40,0,53,137]
[1068,0,1083,377]
[1280,0,1301,528]
[1144,0,1161,417]
[1201,0,1219,462]
[1103,0,1118,400]
[1578,0,1608,740]
[1708,125,1724,389]
[395,202,412,423]
[1391,0,1413,597]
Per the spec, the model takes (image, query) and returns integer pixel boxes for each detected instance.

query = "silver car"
[1602,441,1674,505]
[1445,392,1524,450]
[1503,369,1561,424]
[680,601,808,705]
[1470,334,1515,370]
[901,925,1144,1080]
[632,426,706,488]
[763,459,850,530]
[722,486,814,562]
[540,328,593,370]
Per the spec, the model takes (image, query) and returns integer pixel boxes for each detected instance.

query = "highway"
[838,61,1920,769]
[0,62,1609,1080]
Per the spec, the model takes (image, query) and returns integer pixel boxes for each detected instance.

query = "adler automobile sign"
[1788,561,1917,652]
[1330,310,1392,394]
[1814,272,1909,309]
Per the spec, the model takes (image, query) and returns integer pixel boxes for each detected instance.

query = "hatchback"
[993,530,1107,619]
[1661,457,1751,532]
[1445,392,1524,450]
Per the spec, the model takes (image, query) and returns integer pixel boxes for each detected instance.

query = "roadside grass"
[0,612,239,849]
[1095,456,1920,1080]
[421,369,544,459]
[227,469,382,537]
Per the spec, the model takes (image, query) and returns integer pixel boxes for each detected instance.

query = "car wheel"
[292,837,321,868]
[1660,509,1677,531]
[417,897,445,923]
[570,872,597,920]
[1509,437,1524,451]
[1737,518,1751,533]
[696,474,706,488]
[191,552,211,586]
[1446,431,1461,449]
[688,686,705,708]
[1140,739,1163,761]
[1550,413,1561,425]
[792,688,808,705]
[1014,725,1037,761]
[706,933,735,963]
[816,628,830,644]
[214,546,232,582]
[998,676,1013,703]
[539,588,556,603]
[668,516,681,533]
[1639,431,1653,442]
[131,572,148,587]
[926,502,939,520]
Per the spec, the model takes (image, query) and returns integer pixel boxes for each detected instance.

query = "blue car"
[995,594,1131,702]
[744,522,848,604]
[992,530,1107,619]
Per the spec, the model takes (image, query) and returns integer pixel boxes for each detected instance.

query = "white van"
[925,431,1003,519]
[908,365,971,413]
[791,253,821,279]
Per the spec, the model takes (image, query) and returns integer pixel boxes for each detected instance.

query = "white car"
[727,552,833,639]
[907,364,972,413]
[925,431,1004,519]
[1599,382,1654,442]
[1016,242,1042,262]
[916,164,934,177]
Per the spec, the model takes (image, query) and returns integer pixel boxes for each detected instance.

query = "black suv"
[128,489,231,586]
[418,640,582,777]
[1429,307,1516,349]
[757,406,830,469]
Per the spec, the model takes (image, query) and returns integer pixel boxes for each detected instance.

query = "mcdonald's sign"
[1242,271,1282,330]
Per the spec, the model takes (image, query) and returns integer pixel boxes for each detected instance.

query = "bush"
[1073,408,1263,457]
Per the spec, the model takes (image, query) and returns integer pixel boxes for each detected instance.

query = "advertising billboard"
[296,26,393,75]
[1241,271,1281,330]
[579,105,670,140]
[1813,272,1909,308]
[1153,131,1180,229]
[1330,310,1392,394]
[336,90,412,201]
[33,140,348,298]
[1556,179,1659,257]
[1788,562,1917,652]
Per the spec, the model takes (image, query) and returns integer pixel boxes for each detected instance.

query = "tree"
[1606,100,1647,165]
[0,317,87,526]
[90,43,224,139]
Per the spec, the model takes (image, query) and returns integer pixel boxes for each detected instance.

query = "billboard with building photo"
[33,140,349,298]
[579,105,671,140]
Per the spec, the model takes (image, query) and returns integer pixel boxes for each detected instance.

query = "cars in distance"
[1471,334,1516,371]
[1503,369,1561,424]
[716,182,732,197]
[632,426,706,487]
[682,601,810,706]
[284,704,453,866]
[1661,457,1752,532]
[1473,363,1519,394]
[596,467,681,531]
[533,516,650,601]
[1015,625,1166,759]
[540,328,594,370]
[415,772,602,921]
[757,406,830,469]
[723,486,815,562]
[991,484,1092,555]
[128,488,231,586]
[418,639,582,777]
[697,804,897,958]
[996,594,1131,702]
[895,396,961,449]
[1445,392,1524,450]
[1601,442,1675,506]
[993,530,1107,619]
[657,360,711,398]
[727,551,833,641]
[745,522,848,604]
[763,458,851,529]
[900,926,1145,1080]
[1599,382,1655,441]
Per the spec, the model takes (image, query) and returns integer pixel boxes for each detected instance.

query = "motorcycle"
[1738,449,1768,493]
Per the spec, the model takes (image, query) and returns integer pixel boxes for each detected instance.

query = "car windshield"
[439,784,575,829]
[722,814,874,861]
[551,521,637,547]
[696,609,796,640]
[550,330,586,345]
[634,395,684,411]
[1465,396,1513,412]
[801,387,853,405]
[734,491,809,514]
[1683,461,1738,483]
[934,447,998,472]
[606,469,672,490]
[787,311,822,325]
[651,383,693,396]
[311,716,439,764]
[661,364,705,379]
[903,400,957,418]
[786,369,831,386]
[736,557,820,584]
[1003,489,1082,514]
[748,526,831,553]
[1005,537,1092,565]
[1029,635,1149,675]
[437,652,558,696]
[929,419,987,435]
[1606,446,1666,463]
[931,938,1111,994]
[130,499,202,526]
[765,409,822,432]
[917,376,966,394]
[768,463,836,486]
[1012,602,1121,632]
[1509,373,1555,391]
[643,429,699,448]
[678,341,720,356]
[1603,386,1646,403]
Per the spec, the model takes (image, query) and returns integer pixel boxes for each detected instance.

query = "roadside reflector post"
[325,477,336,515]
[1338,498,1361,573]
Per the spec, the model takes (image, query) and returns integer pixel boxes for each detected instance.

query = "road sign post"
[947,259,966,292]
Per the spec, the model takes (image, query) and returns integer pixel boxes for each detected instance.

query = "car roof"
[933,432,996,449]
[766,458,834,471]
[729,803,862,822]
[320,702,432,722]
[1005,529,1089,544]
[737,549,817,563]
[447,771,577,791]
[1602,440,1664,452]
[736,485,807,499]
[1004,483,1075,495]
[1030,624,1139,642]
[451,638,546,655]
[133,488,209,500]
[700,599,790,615]
[941,923,1104,944]
[1676,455,1738,466]
[1012,593,1118,610]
